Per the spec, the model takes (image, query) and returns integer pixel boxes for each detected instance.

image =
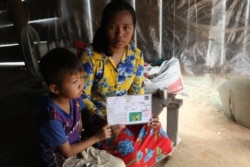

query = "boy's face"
[59,72,84,99]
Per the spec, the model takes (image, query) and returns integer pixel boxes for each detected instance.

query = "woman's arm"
[128,48,145,95]
[80,48,100,120]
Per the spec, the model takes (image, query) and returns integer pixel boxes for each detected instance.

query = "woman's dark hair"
[39,47,82,87]
[92,0,136,56]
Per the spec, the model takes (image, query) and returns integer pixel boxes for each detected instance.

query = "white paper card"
[106,94,152,125]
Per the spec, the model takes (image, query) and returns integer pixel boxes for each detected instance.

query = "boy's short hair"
[39,47,82,86]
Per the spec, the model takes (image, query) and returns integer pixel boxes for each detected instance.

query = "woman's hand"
[148,117,161,128]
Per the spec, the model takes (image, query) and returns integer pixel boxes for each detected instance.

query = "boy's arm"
[79,98,84,133]
[59,124,111,157]
[79,113,83,133]
[59,136,99,157]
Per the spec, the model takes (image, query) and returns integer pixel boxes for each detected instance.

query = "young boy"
[38,47,125,167]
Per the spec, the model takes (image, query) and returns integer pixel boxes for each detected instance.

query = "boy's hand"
[95,124,112,141]
[111,124,126,135]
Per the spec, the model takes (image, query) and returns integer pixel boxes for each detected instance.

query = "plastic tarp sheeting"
[0,0,250,77]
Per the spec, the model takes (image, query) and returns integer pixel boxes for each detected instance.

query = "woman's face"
[106,11,134,51]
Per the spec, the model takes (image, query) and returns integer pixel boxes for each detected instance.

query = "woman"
[80,0,172,166]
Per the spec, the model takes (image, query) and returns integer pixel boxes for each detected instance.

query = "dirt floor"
[156,75,250,167]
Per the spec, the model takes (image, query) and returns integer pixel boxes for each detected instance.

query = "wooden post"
[167,97,183,147]
[8,0,28,43]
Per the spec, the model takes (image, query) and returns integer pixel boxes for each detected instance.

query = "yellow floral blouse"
[80,44,145,120]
